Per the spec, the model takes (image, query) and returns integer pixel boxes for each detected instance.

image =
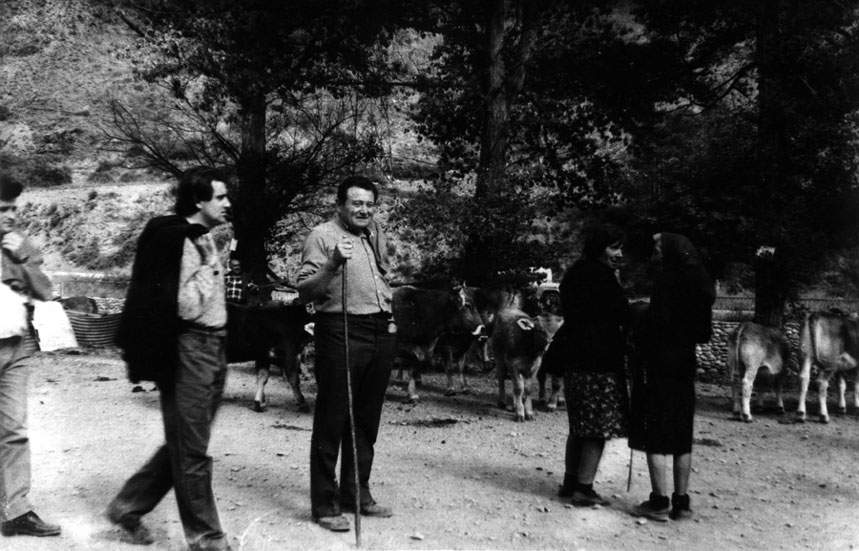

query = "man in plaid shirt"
[225,258,256,305]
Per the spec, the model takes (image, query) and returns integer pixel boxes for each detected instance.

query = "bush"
[0,154,72,187]
[29,162,72,187]
[0,105,11,121]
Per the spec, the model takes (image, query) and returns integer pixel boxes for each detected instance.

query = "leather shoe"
[314,515,350,532]
[106,504,154,545]
[1,511,61,537]
[342,502,394,518]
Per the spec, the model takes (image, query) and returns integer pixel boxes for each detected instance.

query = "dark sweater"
[553,258,632,374]
[116,215,208,384]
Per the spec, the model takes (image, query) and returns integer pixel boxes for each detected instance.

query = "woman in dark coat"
[630,233,715,522]
[551,224,632,506]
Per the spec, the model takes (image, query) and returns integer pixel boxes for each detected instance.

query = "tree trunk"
[753,0,786,327]
[234,91,272,299]
[463,0,538,285]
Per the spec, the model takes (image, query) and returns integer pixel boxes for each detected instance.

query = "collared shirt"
[177,235,227,328]
[297,217,392,315]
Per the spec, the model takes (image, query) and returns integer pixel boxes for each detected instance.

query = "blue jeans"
[310,315,395,519]
[110,329,229,550]
[0,335,35,521]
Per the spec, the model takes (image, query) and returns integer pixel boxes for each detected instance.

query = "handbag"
[31,300,78,351]
[0,257,29,339]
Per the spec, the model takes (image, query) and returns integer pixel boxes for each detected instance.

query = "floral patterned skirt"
[563,370,629,439]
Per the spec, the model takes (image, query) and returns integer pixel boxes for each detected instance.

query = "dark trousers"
[110,330,229,550]
[310,315,395,519]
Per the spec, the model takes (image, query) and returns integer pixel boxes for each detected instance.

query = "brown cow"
[797,310,859,423]
[226,301,313,413]
[491,307,555,422]
[726,322,791,423]
[393,284,485,402]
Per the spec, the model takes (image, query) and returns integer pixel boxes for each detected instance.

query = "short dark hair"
[0,172,24,201]
[174,166,228,216]
[582,223,626,261]
[337,175,378,204]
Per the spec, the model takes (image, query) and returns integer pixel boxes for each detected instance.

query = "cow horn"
[516,318,535,331]
[471,324,485,336]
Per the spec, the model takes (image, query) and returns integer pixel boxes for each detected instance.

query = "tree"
[103,0,402,284]
[410,1,642,285]
[630,0,859,325]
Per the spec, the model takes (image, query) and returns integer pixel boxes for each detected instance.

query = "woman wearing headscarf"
[549,223,632,506]
[630,232,715,522]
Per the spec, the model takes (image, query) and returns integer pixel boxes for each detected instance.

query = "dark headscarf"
[658,232,715,304]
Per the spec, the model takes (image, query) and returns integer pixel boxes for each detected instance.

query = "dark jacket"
[638,233,715,380]
[547,258,631,375]
[116,215,208,384]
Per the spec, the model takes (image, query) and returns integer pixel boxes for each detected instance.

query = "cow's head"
[448,284,485,336]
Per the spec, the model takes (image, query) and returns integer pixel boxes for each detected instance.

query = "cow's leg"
[407,350,429,403]
[731,368,742,420]
[254,359,269,413]
[443,348,461,396]
[523,373,535,421]
[774,370,786,415]
[818,374,831,424]
[740,368,755,423]
[536,369,547,404]
[837,374,848,415]
[546,374,562,411]
[796,354,812,422]
[282,343,309,413]
[457,350,469,394]
[496,357,507,410]
[407,364,419,403]
[853,376,859,412]
[512,371,527,422]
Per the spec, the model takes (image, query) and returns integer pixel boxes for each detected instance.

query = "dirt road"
[10,350,859,550]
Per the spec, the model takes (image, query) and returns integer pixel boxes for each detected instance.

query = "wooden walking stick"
[342,260,362,548]
[627,449,634,492]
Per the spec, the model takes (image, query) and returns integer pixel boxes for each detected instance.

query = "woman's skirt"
[629,375,695,454]
[563,370,629,439]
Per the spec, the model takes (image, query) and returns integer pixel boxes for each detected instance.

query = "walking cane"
[341,260,362,548]
[627,449,634,492]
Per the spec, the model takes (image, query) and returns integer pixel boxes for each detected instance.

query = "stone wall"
[696,319,801,384]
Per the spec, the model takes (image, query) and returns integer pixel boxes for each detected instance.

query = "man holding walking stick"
[297,175,396,533]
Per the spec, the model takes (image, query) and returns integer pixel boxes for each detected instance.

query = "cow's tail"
[727,322,744,384]
[807,312,820,370]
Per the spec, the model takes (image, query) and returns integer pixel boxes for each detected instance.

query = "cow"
[797,310,859,423]
[226,301,313,413]
[726,322,791,423]
[535,316,564,411]
[491,307,556,422]
[393,284,485,402]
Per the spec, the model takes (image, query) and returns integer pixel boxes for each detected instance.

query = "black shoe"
[1,511,61,537]
[632,493,670,522]
[557,484,574,498]
[106,503,154,545]
[313,515,351,532]
[341,502,394,517]
[670,493,693,520]
[570,488,609,507]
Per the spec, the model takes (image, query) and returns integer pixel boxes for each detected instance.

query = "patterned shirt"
[177,235,226,328]
[225,273,246,304]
